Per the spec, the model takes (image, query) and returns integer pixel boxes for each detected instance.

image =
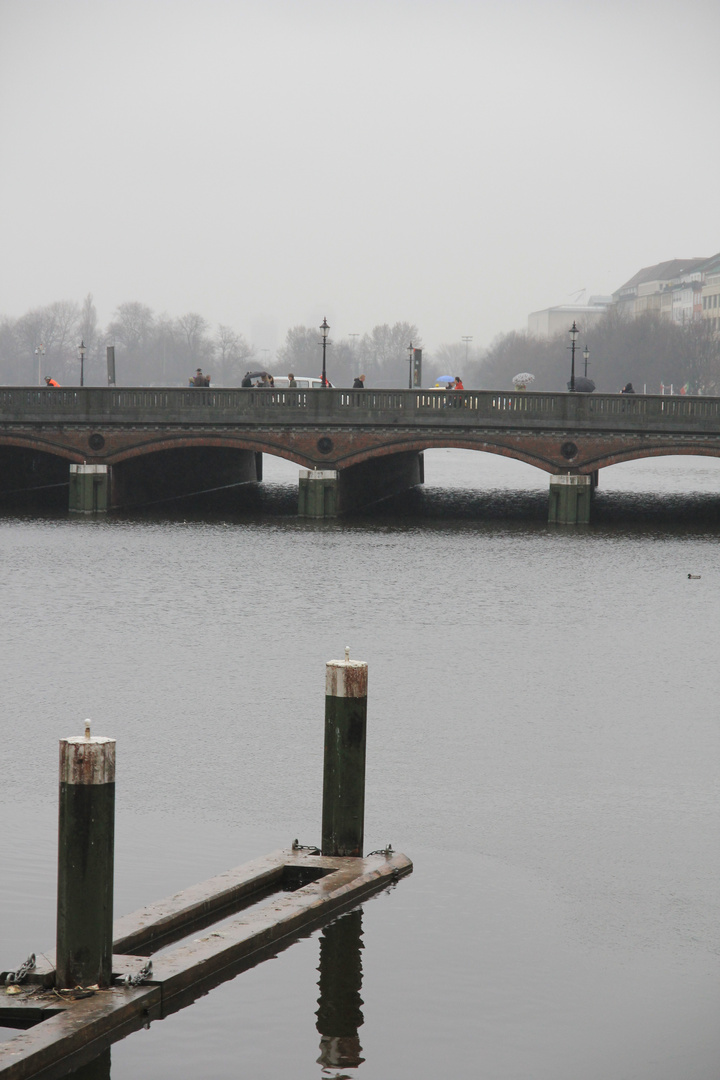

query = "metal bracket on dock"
[118,960,153,988]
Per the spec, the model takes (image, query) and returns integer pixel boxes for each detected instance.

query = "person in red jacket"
[44,376,60,386]
[454,376,464,390]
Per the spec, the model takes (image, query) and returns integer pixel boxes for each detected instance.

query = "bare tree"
[78,294,101,383]
[277,326,323,376]
[214,324,254,384]
[358,322,422,386]
[107,302,155,352]
[14,300,81,383]
[0,317,19,383]
[175,312,214,378]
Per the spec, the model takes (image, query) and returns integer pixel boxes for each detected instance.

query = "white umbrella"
[512,372,535,389]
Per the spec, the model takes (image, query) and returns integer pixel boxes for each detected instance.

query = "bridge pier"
[69,464,110,513]
[548,473,592,525]
[299,451,424,518]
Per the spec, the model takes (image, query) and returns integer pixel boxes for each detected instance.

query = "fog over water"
[1,0,719,353]
[1,451,719,1078]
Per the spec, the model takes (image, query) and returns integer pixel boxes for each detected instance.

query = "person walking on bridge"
[44,376,60,387]
[353,375,366,388]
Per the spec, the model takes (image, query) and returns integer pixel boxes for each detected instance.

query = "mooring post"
[322,649,368,857]
[56,722,116,989]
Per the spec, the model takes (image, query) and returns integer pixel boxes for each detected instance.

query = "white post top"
[326,658,368,698]
[69,464,109,474]
[550,473,592,486]
[299,470,338,480]
[60,737,116,785]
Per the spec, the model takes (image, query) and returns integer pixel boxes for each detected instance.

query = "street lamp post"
[462,336,472,366]
[583,344,590,378]
[78,340,86,387]
[567,322,579,392]
[407,342,414,389]
[320,318,329,387]
[35,343,45,386]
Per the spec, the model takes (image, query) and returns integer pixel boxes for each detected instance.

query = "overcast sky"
[1,0,719,354]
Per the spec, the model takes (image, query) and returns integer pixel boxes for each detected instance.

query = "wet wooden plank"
[0,985,160,1080]
[112,849,288,954]
[152,851,412,1012]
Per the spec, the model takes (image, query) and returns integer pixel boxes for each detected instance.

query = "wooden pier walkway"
[1,846,411,1080]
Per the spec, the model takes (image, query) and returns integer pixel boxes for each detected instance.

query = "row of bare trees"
[468,311,720,395]
[0,298,256,387]
[3,296,717,392]
[0,298,424,388]
[277,321,422,387]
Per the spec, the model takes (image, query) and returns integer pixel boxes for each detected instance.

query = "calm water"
[1,450,719,1079]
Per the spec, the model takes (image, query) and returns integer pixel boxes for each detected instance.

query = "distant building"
[527,297,612,339]
[612,257,710,324]
[701,253,720,334]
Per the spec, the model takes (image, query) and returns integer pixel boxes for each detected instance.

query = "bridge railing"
[1,386,720,432]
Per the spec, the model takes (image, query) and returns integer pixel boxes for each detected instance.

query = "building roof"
[616,258,709,294]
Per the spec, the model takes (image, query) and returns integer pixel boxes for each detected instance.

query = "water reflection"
[67,1047,111,1079]
[316,909,365,1074]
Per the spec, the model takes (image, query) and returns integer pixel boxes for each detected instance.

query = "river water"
[1,449,719,1079]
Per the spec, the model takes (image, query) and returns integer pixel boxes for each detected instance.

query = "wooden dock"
[1,846,411,1080]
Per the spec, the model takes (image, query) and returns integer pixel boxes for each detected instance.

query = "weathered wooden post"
[548,473,592,524]
[298,469,339,518]
[56,722,116,989]
[322,649,367,857]
[68,464,110,513]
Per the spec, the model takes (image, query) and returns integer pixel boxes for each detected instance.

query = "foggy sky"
[1,0,719,355]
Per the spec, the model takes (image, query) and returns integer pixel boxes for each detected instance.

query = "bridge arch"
[329,435,559,474]
[578,443,720,473]
[0,433,85,464]
[102,433,317,471]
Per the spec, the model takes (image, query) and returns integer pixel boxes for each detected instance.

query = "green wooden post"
[56,723,116,989]
[548,474,592,524]
[322,650,368,857]
[69,464,109,513]
[298,470,338,518]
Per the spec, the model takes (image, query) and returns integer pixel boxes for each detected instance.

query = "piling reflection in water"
[316,909,365,1071]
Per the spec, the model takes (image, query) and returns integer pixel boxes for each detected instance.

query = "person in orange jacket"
[44,376,60,386]
[454,376,464,390]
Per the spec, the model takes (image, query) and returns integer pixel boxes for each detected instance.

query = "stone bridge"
[1,385,719,521]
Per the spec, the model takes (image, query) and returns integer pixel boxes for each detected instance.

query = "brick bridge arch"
[3,428,720,476]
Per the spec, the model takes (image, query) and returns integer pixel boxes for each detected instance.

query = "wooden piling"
[322,651,368,857]
[56,724,116,990]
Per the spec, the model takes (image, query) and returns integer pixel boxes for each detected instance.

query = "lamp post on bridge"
[78,340,86,387]
[567,321,579,392]
[35,343,45,386]
[583,344,590,378]
[407,342,413,389]
[320,318,329,387]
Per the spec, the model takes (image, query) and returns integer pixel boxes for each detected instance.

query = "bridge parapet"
[2,386,720,434]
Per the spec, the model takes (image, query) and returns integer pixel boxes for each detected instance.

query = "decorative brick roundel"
[88,433,105,451]
[317,437,333,455]
[560,441,578,460]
